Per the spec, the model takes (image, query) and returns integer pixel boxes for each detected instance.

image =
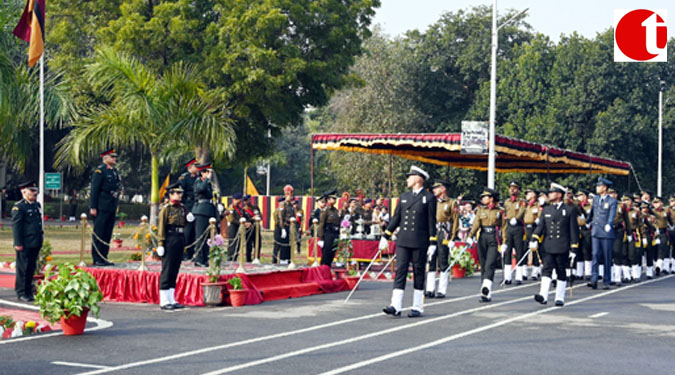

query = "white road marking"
[52,362,111,370]
[75,282,536,375]
[0,298,114,344]
[317,275,673,375]
[589,312,609,318]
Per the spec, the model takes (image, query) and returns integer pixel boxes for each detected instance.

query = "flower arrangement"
[35,240,53,274]
[112,233,122,241]
[450,246,476,276]
[34,263,103,325]
[129,252,142,261]
[228,276,243,290]
[336,219,353,266]
[0,316,51,340]
[207,234,227,283]
[132,224,159,257]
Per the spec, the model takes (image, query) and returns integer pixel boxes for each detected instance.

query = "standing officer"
[531,184,579,306]
[523,187,543,280]
[426,179,458,298]
[178,158,198,261]
[381,166,437,318]
[12,181,43,302]
[90,148,121,266]
[588,177,617,289]
[192,163,217,267]
[273,196,289,263]
[156,182,187,310]
[610,191,630,286]
[311,194,326,237]
[574,189,593,279]
[226,192,244,261]
[667,196,675,274]
[318,190,341,266]
[468,188,503,302]
[651,197,670,275]
[242,195,261,262]
[502,181,526,285]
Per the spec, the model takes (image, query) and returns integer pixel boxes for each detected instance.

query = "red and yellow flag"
[158,174,170,200]
[13,0,45,67]
[245,174,260,196]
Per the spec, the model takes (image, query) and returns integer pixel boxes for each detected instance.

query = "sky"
[372,0,673,43]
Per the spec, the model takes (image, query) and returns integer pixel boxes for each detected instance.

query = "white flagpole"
[39,54,44,225]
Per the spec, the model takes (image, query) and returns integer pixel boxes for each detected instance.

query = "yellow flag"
[158,174,170,199]
[245,174,260,196]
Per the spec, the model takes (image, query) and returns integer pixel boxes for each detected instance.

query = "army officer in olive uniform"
[381,166,437,318]
[12,181,44,302]
[531,184,579,306]
[156,182,187,310]
[468,188,504,302]
[193,163,217,267]
[90,148,121,266]
[318,190,340,266]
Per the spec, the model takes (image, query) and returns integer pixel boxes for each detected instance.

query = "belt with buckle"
[525,224,534,228]
[167,227,185,234]
[197,199,212,204]
[482,226,496,233]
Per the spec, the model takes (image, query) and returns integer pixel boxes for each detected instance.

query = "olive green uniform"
[11,199,44,299]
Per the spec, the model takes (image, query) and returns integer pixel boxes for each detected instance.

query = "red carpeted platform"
[81,265,350,307]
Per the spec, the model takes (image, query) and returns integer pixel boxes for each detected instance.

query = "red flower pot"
[60,308,89,336]
[344,276,360,290]
[229,289,248,307]
[113,239,123,248]
[452,265,466,279]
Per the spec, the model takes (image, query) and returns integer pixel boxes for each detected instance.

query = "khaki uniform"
[502,197,526,282]
[158,202,187,290]
[470,205,504,282]
[652,208,670,273]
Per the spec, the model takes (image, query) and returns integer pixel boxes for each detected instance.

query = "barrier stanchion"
[79,213,87,267]
[236,217,247,273]
[252,216,262,265]
[137,215,149,271]
[288,217,297,269]
[311,219,320,267]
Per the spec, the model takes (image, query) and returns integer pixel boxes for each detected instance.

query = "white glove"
[217,204,225,214]
[655,238,661,245]
[569,252,576,260]
[186,212,195,222]
[529,241,538,250]
[447,240,455,250]
[585,223,591,229]
[427,245,437,261]
[604,224,611,233]
[317,240,324,248]
[379,237,389,250]
[579,214,585,220]
[157,246,165,257]
[466,237,475,246]
[500,244,508,254]
[632,213,637,219]
[281,229,287,239]
[642,238,648,246]
[535,218,540,225]
[627,235,632,243]
[509,218,517,226]
[655,228,660,235]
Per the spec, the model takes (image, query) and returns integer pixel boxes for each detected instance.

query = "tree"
[56,47,234,224]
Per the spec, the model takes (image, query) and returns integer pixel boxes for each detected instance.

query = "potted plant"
[34,263,103,336]
[112,232,123,248]
[449,246,477,279]
[117,212,128,227]
[201,234,228,306]
[344,268,360,289]
[227,276,248,307]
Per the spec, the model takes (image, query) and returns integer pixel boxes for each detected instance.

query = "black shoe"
[647,276,653,280]
[160,304,175,311]
[479,296,492,303]
[587,282,597,289]
[434,293,446,299]
[610,281,617,286]
[382,306,400,316]
[602,285,610,290]
[555,300,564,307]
[407,310,422,318]
[18,295,32,302]
[655,267,661,276]
[481,286,490,297]
[522,276,528,281]
[504,280,512,285]
[103,260,115,266]
[551,280,557,287]
[534,294,547,305]
[93,261,108,266]
[424,291,435,298]
[516,280,522,286]
[172,303,185,309]
[194,262,207,267]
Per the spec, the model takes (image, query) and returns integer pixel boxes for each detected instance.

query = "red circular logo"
[616,9,667,61]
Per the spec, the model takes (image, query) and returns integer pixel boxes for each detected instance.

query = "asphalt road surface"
[1,271,674,375]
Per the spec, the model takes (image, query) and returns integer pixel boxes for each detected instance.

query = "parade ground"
[1,271,673,375]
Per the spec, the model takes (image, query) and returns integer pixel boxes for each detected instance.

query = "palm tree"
[56,46,235,224]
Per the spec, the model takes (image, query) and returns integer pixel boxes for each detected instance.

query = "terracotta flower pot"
[452,265,466,279]
[201,282,228,306]
[60,308,89,336]
[113,239,123,248]
[229,289,248,307]
[344,276,360,289]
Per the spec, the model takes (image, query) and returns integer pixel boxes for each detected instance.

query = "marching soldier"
[89,148,121,266]
[651,197,670,275]
[531,184,580,306]
[468,188,504,302]
[225,193,244,261]
[318,190,341,266]
[178,158,198,261]
[574,189,593,279]
[425,179,458,298]
[192,163,217,267]
[624,195,641,282]
[639,201,656,279]
[610,189,630,286]
[156,182,187,310]
[381,166,437,317]
[12,181,43,302]
[523,187,543,281]
[243,195,261,262]
[502,181,526,285]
